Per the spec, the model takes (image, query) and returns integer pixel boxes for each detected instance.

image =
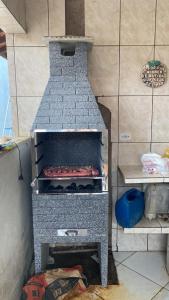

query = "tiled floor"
[113,251,169,300]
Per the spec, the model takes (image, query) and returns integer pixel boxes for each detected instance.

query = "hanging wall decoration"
[141,60,167,88]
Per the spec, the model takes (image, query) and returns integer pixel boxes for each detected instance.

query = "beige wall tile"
[11,97,19,136]
[154,46,169,95]
[15,46,49,97]
[7,46,16,97]
[152,96,169,142]
[119,143,150,166]
[156,0,169,45]
[148,234,167,251]
[85,0,120,45]
[119,96,152,142]
[49,0,65,36]
[14,0,48,46]
[98,96,118,142]
[120,46,154,95]
[6,33,13,46]
[18,97,41,136]
[118,186,142,199]
[121,0,156,45]
[151,143,169,155]
[114,229,147,251]
[117,170,125,186]
[88,46,119,96]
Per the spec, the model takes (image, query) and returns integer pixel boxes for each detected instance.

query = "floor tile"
[117,264,161,300]
[122,252,169,287]
[164,282,169,291]
[113,251,135,263]
[152,288,169,300]
[115,260,120,267]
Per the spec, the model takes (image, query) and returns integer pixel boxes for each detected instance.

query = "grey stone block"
[40,103,50,110]
[89,109,100,116]
[76,87,92,95]
[36,124,63,130]
[50,67,62,76]
[63,95,89,102]
[36,117,49,124]
[62,123,86,129]
[76,115,101,124]
[49,42,61,54]
[52,56,74,67]
[76,101,97,109]
[62,66,87,76]
[89,95,97,101]
[63,108,88,116]
[74,56,87,67]
[42,95,63,102]
[49,75,75,82]
[50,68,62,76]
[63,82,90,89]
[89,124,106,130]
[37,109,62,117]
[76,74,88,81]
[61,67,75,76]
[50,87,75,95]
[50,116,75,124]
[50,102,76,109]
[48,82,63,90]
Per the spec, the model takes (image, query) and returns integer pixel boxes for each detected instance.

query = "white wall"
[0,139,33,300]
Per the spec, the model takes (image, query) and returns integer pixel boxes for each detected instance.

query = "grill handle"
[65,230,78,237]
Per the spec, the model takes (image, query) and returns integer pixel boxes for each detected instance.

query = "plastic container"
[145,184,169,220]
[115,189,145,228]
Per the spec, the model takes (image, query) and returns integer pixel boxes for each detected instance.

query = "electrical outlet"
[120,132,131,141]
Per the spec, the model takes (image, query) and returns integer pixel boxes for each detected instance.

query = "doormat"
[48,250,118,285]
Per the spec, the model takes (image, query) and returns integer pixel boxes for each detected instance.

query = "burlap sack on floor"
[45,266,87,300]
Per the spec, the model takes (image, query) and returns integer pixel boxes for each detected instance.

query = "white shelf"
[123,217,169,234]
[119,165,168,184]
[118,165,169,234]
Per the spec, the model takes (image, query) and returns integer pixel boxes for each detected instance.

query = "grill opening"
[61,47,75,56]
[33,131,106,194]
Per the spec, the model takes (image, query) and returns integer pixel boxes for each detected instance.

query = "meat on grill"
[43,166,99,177]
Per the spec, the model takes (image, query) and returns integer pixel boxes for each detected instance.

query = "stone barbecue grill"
[31,37,109,286]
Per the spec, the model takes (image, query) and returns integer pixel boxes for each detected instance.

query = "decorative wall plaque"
[141,60,167,88]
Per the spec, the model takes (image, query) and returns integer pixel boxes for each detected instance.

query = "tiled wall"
[6,0,169,251]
